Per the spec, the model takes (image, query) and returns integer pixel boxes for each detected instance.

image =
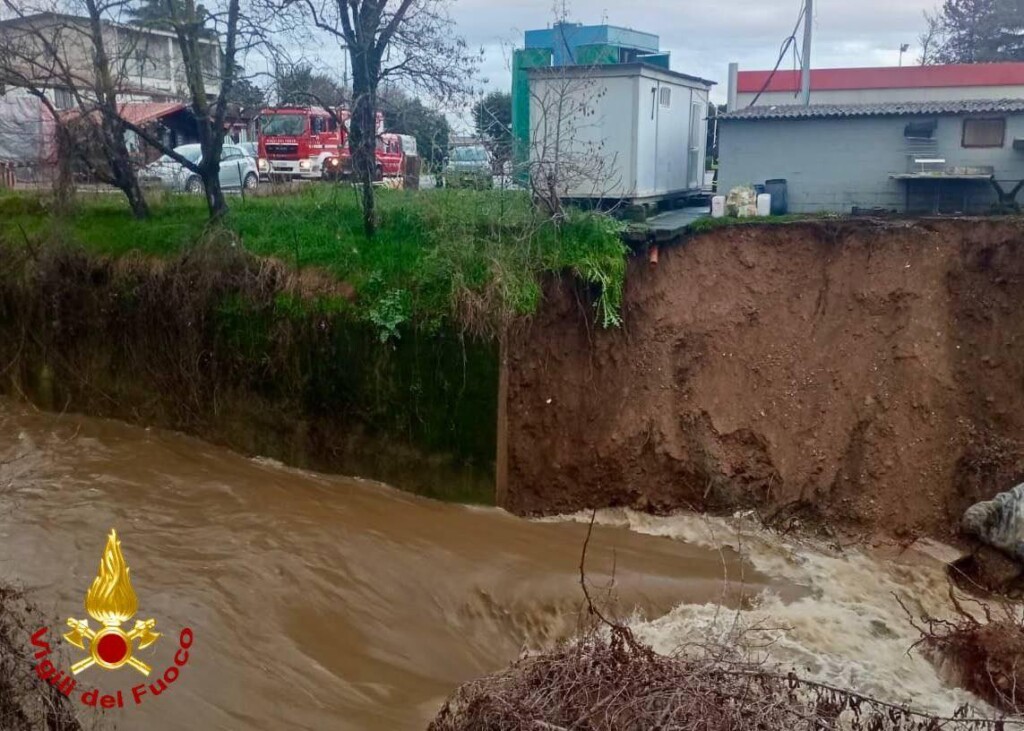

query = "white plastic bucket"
[757,193,772,217]
[711,195,726,218]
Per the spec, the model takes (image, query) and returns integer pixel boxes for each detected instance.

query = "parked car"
[237,142,267,181]
[140,144,259,193]
[443,145,493,189]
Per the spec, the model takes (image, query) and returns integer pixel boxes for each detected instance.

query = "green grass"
[0,186,627,336]
[686,212,839,234]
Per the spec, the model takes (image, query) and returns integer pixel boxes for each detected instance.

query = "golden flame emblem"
[63,530,160,675]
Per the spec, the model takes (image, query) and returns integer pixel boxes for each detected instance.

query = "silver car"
[141,143,259,193]
[443,145,493,189]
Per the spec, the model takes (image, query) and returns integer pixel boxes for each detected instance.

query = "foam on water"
[550,508,991,716]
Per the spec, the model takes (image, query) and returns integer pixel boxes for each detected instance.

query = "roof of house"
[119,102,187,126]
[62,101,186,125]
[736,63,1024,94]
[528,62,715,88]
[721,98,1024,121]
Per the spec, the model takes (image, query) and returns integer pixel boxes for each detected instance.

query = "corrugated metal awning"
[722,98,1024,122]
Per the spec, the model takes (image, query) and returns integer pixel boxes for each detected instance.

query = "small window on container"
[962,118,1006,148]
[904,119,937,139]
[659,87,672,108]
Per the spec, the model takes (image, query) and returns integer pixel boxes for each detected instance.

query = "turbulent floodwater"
[0,399,997,729]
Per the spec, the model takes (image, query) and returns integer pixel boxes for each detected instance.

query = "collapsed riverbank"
[4,190,1024,541]
[504,217,1024,542]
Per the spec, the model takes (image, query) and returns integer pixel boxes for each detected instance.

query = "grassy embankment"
[0,186,627,335]
[0,186,627,503]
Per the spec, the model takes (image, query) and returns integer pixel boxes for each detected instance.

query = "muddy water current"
[0,400,998,729]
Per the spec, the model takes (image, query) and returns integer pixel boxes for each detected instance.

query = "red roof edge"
[736,63,1024,94]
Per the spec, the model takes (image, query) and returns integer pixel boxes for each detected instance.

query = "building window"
[904,119,937,139]
[53,88,73,110]
[962,118,1006,148]
[659,87,672,108]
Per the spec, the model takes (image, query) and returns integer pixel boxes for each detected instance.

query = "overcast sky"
[279,0,942,130]
[452,0,940,102]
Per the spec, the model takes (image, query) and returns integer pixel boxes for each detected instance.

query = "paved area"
[641,206,711,242]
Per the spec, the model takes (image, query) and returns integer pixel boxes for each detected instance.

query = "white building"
[528,63,713,204]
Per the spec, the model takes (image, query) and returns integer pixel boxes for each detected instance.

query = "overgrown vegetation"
[0,584,84,731]
[0,187,627,338]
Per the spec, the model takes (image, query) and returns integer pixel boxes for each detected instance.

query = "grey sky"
[452,0,940,102]
[268,0,941,130]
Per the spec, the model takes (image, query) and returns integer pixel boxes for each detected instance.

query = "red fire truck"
[256,106,412,182]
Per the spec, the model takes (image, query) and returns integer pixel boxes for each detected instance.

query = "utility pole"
[800,0,813,105]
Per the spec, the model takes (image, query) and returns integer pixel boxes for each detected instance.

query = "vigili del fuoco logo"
[29,529,195,709]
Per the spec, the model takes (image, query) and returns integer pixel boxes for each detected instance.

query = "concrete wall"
[719,114,1024,214]
[736,85,1024,108]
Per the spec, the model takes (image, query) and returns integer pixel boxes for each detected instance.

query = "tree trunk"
[125,176,150,219]
[204,169,228,221]
[52,126,76,217]
[349,47,379,238]
[105,129,150,220]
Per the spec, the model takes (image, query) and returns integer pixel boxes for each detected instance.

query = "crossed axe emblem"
[64,617,161,676]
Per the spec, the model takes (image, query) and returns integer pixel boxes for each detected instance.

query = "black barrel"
[765,179,788,215]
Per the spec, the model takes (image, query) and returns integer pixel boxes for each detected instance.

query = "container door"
[688,100,704,190]
[636,78,659,198]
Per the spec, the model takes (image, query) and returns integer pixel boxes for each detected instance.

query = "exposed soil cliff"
[505,218,1024,540]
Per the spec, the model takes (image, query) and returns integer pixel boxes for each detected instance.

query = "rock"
[962,483,1024,563]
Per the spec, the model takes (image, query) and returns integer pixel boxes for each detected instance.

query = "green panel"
[512,47,552,174]
[576,44,618,66]
[638,52,671,69]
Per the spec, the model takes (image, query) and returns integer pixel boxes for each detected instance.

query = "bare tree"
[98,0,280,220]
[278,0,479,236]
[0,0,151,217]
[918,10,946,65]
[108,0,241,219]
[526,64,622,219]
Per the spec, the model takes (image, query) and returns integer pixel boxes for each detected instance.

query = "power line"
[747,0,808,108]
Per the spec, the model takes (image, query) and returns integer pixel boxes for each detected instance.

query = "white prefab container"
[527,63,715,203]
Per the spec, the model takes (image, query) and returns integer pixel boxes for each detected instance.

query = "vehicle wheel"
[374,165,384,182]
[185,175,203,195]
[243,173,258,190]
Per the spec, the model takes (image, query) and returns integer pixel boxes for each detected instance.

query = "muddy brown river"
[0,401,771,730]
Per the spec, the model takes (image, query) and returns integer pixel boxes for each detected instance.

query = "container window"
[904,119,937,139]
[659,87,672,108]
[962,118,1005,148]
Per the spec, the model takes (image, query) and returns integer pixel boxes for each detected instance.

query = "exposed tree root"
[900,590,1024,715]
